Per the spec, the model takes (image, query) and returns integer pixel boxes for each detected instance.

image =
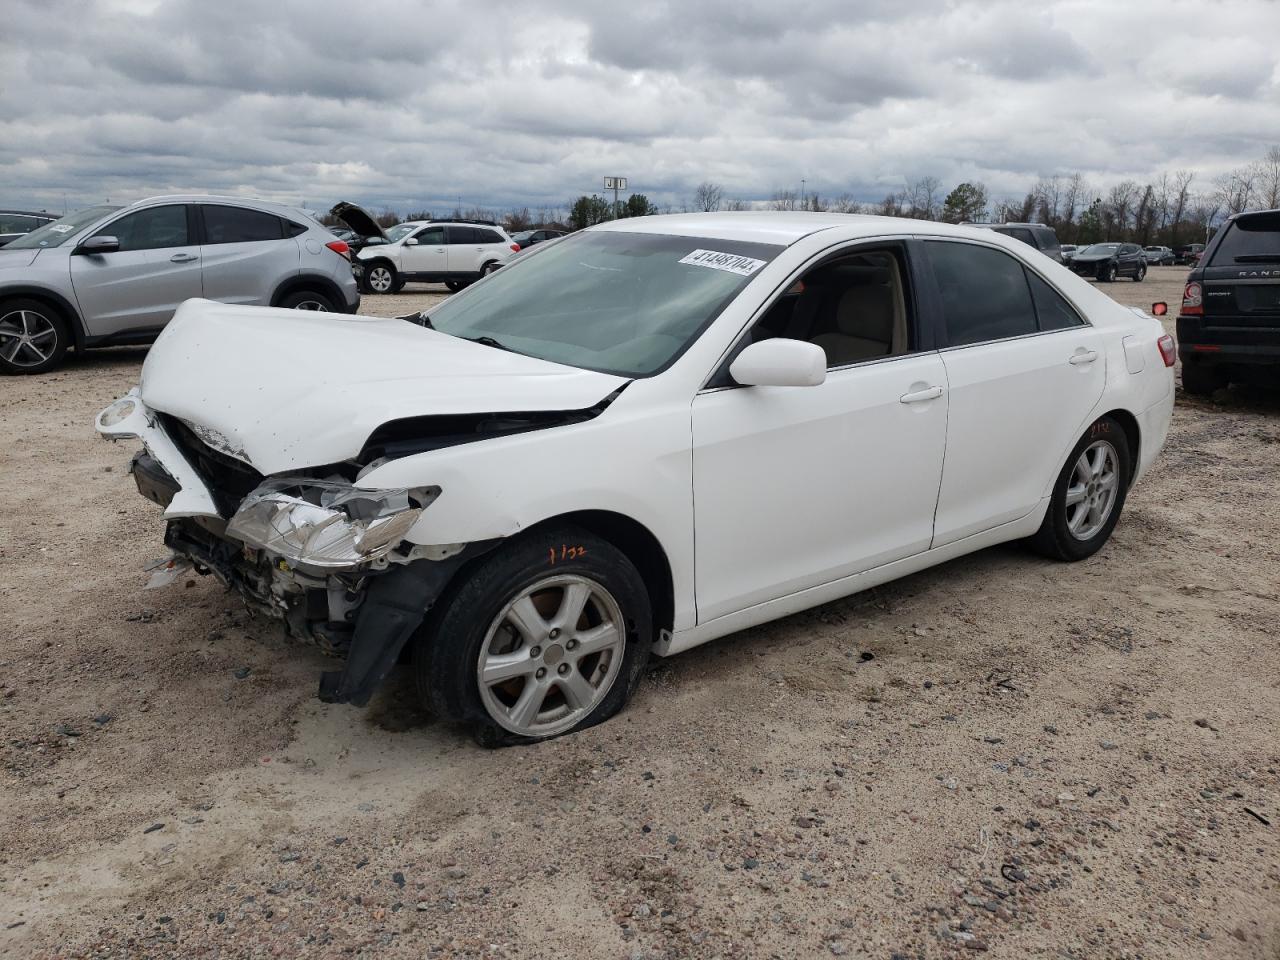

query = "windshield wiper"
[467,335,512,352]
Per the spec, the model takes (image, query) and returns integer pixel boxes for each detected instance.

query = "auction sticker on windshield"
[678,249,767,277]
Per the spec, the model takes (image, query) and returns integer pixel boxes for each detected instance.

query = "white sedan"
[97,213,1176,745]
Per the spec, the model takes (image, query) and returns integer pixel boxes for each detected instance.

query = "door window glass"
[741,248,913,370]
[445,226,478,244]
[415,226,445,245]
[109,205,190,252]
[1027,270,1086,331]
[202,205,284,244]
[927,241,1037,346]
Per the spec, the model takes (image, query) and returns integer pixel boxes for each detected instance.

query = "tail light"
[1157,334,1176,367]
[1181,281,1202,315]
[326,240,351,260]
[510,243,520,252]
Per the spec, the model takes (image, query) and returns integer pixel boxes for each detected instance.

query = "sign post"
[604,176,628,218]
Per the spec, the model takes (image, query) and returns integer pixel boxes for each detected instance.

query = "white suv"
[342,211,519,294]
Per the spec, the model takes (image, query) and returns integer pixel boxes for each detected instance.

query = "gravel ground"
[1,266,1278,959]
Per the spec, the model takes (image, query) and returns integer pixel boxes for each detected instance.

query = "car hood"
[0,247,40,268]
[330,201,387,243]
[139,300,629,475]
[1072,252,1116,263]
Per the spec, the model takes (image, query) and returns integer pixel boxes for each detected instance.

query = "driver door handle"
[1069,349,1098,366]
[170,253,198,263]
[900,385,944,404]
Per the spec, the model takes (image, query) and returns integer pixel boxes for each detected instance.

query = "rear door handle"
[170,253,198,263]
[900,385,944,404]
[1069,349,1098,365]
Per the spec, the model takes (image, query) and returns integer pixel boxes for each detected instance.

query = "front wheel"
[0,299,70,375]
[1102,263,1117,282]
[1029,416,1131,561]
[415,526,652,747]
[1134,264,1146,282]
[364,262,400,294]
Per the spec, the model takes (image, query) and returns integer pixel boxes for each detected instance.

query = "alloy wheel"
[291,299,330,311]
[368,266,393,293]
[476,575,625,737]
[1065,440,1119,541]
[0,309,58,368]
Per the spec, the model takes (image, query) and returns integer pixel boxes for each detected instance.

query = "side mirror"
[403,237,419,246]
[76,235,119,255]
[1152,301,1168,316]
[730,339,826,388]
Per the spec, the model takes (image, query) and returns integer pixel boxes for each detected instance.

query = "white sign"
[603,176,628,190]
[678,249,767,277]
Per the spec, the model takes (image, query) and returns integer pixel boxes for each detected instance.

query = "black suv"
[964,222,1063,262]
[1177,209,1280,394]
[1068,242,1147,282]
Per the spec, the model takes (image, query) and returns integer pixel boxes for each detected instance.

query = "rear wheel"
[444,280,465,292]
[481,261,501,277]
[0,299,70,375]
[1029,416,1131,561]
[415,526,652,747]
[364,262,400,294]
[1181,361,1226,396]
[278,289,335,311]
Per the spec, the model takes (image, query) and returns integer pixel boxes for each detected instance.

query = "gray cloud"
[1,0,1277,217]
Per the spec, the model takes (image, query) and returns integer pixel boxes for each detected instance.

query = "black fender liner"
[318,544,492,706]
[270,273,355,313]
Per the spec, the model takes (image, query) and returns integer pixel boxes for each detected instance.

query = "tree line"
[334,145,1280,245]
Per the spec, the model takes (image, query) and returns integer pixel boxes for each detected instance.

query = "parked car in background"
[511,228,567,251]
[1060,244,1078,263]
[346,211,519,293]
[96,213,1174,745]
[1174,243,1205,265]
[0,195,359,374]
[0,209,58,248]
[1069,242,1147,282]
[1143,245,1175,265]
[1177,208,1280,395]
[963,222,1063,262]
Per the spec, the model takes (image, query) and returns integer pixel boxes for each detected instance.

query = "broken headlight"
[226,478,440,569]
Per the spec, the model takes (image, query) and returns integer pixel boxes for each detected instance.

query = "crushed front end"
[97,392,478,707]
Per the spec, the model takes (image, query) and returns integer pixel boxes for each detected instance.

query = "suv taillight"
[326,240,351,260]
[510,243,520,252]
[1181,281,1203,315]
[1157,334,1176,367]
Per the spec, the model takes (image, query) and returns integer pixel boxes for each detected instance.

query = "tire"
[278,289,336,311]
[0,298,71,375]
[444,280,465,292]
[364,262,400,295]
[1102,263,1117,282]
[1181,361,1226,396]
[481,261,500,277]
[414,525,652,747]
[1029,415,1132,562]
[1134,264,1146,282]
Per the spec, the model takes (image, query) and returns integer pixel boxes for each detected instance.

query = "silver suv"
[0,195,360,374]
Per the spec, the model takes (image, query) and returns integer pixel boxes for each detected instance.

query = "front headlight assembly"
[226,478,440,569]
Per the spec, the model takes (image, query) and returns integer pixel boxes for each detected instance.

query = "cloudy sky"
[2,0,1278,217]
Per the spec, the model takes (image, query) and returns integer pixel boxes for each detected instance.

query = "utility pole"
[801,179,806,209]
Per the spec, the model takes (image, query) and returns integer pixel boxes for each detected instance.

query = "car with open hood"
[97,213,1175,746]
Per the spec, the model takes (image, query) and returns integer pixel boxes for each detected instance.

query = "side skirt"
[657,504,1048,657]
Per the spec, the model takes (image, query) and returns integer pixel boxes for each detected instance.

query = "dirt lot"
[2,266,1278,959]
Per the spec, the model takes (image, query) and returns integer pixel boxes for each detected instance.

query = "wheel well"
[1,288,85,350]
[1102,408,1140,485]
[528,510,675,636]
[271,274,345,309]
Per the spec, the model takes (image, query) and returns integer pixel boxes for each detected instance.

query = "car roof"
[121,194,307,216]
[0,209,56,218]
[590,212,1047,248]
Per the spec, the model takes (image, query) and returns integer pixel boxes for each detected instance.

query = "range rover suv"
[1177,208,1280,395]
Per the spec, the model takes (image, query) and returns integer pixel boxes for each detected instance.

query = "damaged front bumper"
[97,392,477,707]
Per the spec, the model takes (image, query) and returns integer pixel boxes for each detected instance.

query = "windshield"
[386,223,417,242]
[5,205,119,249]
[423,230,781,377]
[1079,244,1119,256]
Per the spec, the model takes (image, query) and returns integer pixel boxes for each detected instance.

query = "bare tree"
[1061,173,1087,233]
[1214,165,1258,216]
[905,176,942,220]
[1034,176,1063,225]
[1257,146,1280,209]
[875,192,904,217]
[724,197,750,211]
[830,193,863,214]
[770,189,799,211]
[1168,170,1194,245]
[694,181,724,212]
[1106,181,1139,237]
[504,207,533,232]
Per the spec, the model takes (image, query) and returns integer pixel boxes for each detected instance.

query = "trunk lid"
[329,202,388,243]
[139,300,628,474]
[1201,212,1280,328]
